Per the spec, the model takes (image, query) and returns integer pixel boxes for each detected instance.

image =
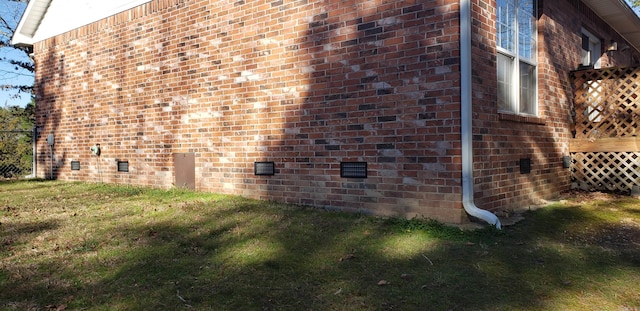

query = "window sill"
[498,112,546,125]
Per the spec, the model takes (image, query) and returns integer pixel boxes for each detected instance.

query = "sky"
[0,0,638,109]
[0,0,31,108]
[631,0,640,14]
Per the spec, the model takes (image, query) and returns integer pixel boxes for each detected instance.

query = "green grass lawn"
[1,180,639,310]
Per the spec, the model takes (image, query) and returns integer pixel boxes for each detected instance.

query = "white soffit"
[11,0,152,46]
[581,0,640,53]
[10,0,51,46]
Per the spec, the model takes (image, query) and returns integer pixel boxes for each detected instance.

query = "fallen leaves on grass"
[377,280,390,286]
[339,249,356,262]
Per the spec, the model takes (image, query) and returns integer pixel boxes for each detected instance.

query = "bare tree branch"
[0,0,33,98]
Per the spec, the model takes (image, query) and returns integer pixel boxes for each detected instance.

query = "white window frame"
[580,29,603,122]
[581,28,602,69]
[496,0,538,116]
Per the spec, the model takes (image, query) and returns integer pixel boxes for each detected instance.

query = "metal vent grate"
[71,161,81,171]
[519,158,531,174]
[340,162,367,178]
[254,162,275,175]
[117,161,129,172]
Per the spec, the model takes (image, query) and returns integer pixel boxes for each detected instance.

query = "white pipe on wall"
[460,0,502,229]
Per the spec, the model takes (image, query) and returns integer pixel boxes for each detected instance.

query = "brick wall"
[31,0,637,223]
[33,0,467,223]
[468,0,638,213]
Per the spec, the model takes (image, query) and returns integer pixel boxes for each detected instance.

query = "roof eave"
[581,0,640,53]
[11,0,640,53]
[10,33,34,47]
[10,0,52,47]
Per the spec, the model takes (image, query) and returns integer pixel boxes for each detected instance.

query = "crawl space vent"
[340,162,367,178]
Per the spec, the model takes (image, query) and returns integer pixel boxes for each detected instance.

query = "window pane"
[582,29,602,68]
[498,53,514,111]
[518,0,536,61]
[519,61,536,114]
[497,0,515,51]
[589,39,601,68]
[496,0,537,115]
[581,49,591,67]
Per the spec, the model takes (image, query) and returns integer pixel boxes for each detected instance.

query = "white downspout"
[460,0,501,229]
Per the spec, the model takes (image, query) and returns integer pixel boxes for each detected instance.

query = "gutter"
[459,0,501,229]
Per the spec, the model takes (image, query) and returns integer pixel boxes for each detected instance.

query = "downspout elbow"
[462,190,502,229]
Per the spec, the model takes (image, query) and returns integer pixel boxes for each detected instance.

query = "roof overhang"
[10,0,152,47]
[10,0,51,47]
[10,0,640,52]
[581,0,640,53]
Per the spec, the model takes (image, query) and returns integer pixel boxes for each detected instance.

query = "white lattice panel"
[572,67,640,139]
[571,152,640,192]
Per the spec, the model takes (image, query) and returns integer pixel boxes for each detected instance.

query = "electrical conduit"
[459,0,501,229]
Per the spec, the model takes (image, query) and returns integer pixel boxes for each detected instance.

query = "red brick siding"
[33,0,466,223]
[31,0,637,223]
[468,0,637,212]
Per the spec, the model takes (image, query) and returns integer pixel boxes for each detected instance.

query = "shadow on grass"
[0,178,60,192]
[1,181,639,310]
[0,219,60,248]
